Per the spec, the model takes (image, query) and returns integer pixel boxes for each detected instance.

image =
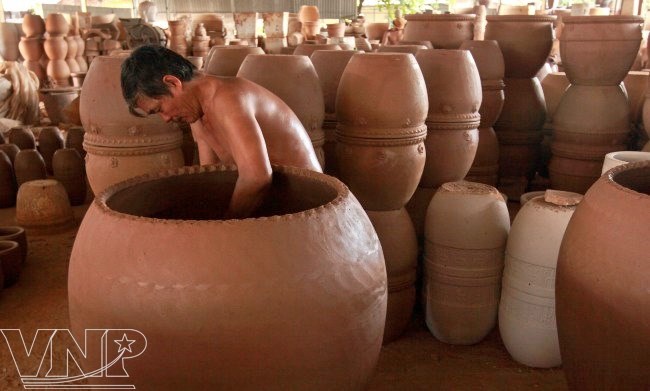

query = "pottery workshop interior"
[0,0,649,389]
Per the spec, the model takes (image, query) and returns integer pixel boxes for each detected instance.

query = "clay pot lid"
[439,181,503,199]
[605,160,650,198]
[486,15,556,22]
[543,189,583,206]
[405,14,476,21]
[561,15,644,24]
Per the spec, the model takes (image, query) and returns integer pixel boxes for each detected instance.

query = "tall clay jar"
[237,54,326,168]
[69,164,387,390]
[423,182,510,345]
[403,14,475,49]
[38,126,65,174]
[556,161,650,390]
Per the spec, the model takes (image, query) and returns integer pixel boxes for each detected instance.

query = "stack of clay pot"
[234,12,258,46]
[237,54,326,168]
[485,15,555,199]
[336,53,428,343]
[424,182,510,345]
[460,40,505,186]
[80,55,184,195]
[299,6,320,40]
[70,13,88,75]
[407,50,481,239]
[262,12,288,54]
[19,14,47,87]
[44,13,71,87]
[550,16,643,193]
[403,14,475,49]
[310,50,357,177]
[191,23,210,58]
[539,72,569,177]
[556,161,650,389]
[204,46,264,77]
[168,20,189,57]
[499,189,581,368]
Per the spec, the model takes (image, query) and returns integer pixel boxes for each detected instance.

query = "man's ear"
[162,75,183,92]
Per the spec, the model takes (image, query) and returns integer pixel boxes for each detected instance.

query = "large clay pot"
[403,14,475,49]
[13,150,47,187]
[335,53,428,211]
[293,43,341,57]
[7,127,36,150]
[22,13,45,37]
[53,148,86,206]
[37,126,65,174]
[19,37,44,61]
[45,13,69,35]
[556,161,650,390]
[560,16,643,86]
[0,151,16,209]
[204,46,264,77]
[484,15,556,79]
[424,181,510,345]
[69,164,387,390]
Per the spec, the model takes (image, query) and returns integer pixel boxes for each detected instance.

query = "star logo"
[114,334,136,354]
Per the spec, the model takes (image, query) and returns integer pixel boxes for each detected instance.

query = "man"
[121,45,322,218]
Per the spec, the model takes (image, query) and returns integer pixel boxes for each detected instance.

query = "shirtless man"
[121,45,322,218]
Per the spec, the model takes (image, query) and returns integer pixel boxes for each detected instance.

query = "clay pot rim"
[405,14,476,21]
[604,160,650,198]
[561,15,643,24]
[486,15,556,22]
[0,240,19,253]
[0,226,25,237]
[438,181,503,198]
[95,164,349,223]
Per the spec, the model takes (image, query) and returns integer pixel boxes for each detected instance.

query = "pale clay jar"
[601,150,650,174]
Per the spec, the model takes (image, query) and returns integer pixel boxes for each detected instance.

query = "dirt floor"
[0,198,568,390]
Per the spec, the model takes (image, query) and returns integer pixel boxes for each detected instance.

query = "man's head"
[121,45,197,121]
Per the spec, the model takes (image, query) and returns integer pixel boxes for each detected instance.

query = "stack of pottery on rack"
[336,53,428,343]
[403,14,475,49]
[485,15,556,199]
[19,13,47,87]
[262,12,288,54]
[192,23,210,59]
[168,20,189,56]
[460,40,505,187]
[79,55,184,195]
[234,12,258,47]
[44,13,71,87]
[69,14,88,85]
[407,50,481,240]
[550,16,643,193]
[539,72,569,177]
[424,182,509,345]
[556,161,650,390]
[204,46,264,77]
[237,54,326,168]
[499,189,581,368]
[299,5,320,40]
[310,50,356,177]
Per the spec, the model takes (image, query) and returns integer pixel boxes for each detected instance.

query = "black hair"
[121,45,196,116]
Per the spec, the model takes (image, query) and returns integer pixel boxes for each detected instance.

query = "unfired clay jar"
[293,43,341,57]
[424,182,510,345]
[204,46,265,77]
[0,151,16,209]
[65,36,81,73]
[499,190,581,368]
[8,127,36,150]
[14,150,47,187]
[335,53,428,211]
[237,54,326,168]
[69,164,387,390]
[0,144,20,164]
[560,16,643,86]
[0,241,19,286]
[15,179,75,234]
[53,148,86,206]
[37,126,65,174]
[556,161,650,390]
[0,226,27,265]
[44,35,67,59]
[366,208,417,343]
[601,150,650,174]
[403,14,475,49]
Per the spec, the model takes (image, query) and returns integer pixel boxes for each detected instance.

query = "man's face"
[135,94,198,124]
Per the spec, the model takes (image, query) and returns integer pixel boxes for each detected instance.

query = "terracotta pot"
[293,43,341,57]
[0,144,20,164]
[69,164,386,390]
[15,179,75,234]
[459,40,505,81]
[19,37,44,61]
[365,23,390,41]
[601,150,650,174]
[65,126,85,158]
[335,53,428,211]
[499,190,581,368]
[204,46,264,77]
[41,89,79,126]
[326,22,345,38]
[560,16,643,86]
[47,60,71,86]
[556,161,650,389]
[377,45,427,55]
[424,181,510,345]
[8,127,36,150]
[0,151,16,209]
[74,36,88,72]
[167,20,186,35]
[0,241,20,286]
[0,226,27,265]
[45,13,69,36]
[310,50,356,118]
[44,35,67,60]
[14,149,47,186]
[366,208,417,344]
[234,12,259,38]
[403,14,475,49]
[298,5,320,23]
[52,148,86,206]
[22,13,45,37]
[484,15,556,79]
[37,126,65,174]
[237,54,326,168]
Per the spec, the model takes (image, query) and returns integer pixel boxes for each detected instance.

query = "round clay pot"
[65,126,85,158]
[18,37,44,61]
[22,13,45,37]
[0,144,20,164]
[601,150,650,174]
[0,151,16,208]
[335,53,428,211]
[14,149,47,187]
[424,181,510,345]
[560,16,643,85]
[403,14,475,49]
[8,127,36,150]
[204,46,264,77]
[15,179,75,234]
[37,126,65,174]
[53,148,87,206]
[499,190,581,368]
[0,241,20,286]
[484,15,556,79]
[298,5,320,22]
[46,60,71,86]
[293,43,341,57]
[68,164,387,390]
[377,45,428,55]
[45,13,69,35]
[556,161,650,389]
[365,23,390,41]
[366,208,417,344]
[0,226,27,265]
[41,89,79,126]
